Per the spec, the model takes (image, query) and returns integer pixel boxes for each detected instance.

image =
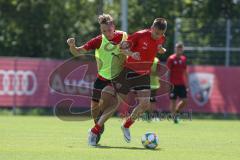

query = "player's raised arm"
[119,33,141,60]
[67,37,87,56]
[119,42,141,60]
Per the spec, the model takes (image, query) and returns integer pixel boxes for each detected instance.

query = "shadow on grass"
[96,145,161,151]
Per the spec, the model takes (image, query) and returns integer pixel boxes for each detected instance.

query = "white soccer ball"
[141,132,159,149]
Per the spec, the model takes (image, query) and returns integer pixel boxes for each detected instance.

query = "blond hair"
[98,13,114,25]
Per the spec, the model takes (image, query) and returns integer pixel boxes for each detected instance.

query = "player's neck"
[151,34,158,40]
[150,31,160,40]
[176,53,182,58]
[104,31,115,41]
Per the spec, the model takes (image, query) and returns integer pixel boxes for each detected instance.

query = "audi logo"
[0,70,37,96]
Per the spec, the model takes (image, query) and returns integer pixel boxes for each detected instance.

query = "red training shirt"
[167,53,187,85]
[125,29,166,75]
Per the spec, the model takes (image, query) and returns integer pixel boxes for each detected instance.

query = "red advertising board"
[0,57,239,114]
[0,57,96,108]
[155,66,240,114]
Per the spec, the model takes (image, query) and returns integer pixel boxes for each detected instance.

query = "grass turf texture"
[1,116,240,160]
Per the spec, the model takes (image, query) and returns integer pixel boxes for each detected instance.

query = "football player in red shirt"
[167,42,188,123]
[112,18,167,143]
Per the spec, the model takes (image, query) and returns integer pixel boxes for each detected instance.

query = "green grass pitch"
[1,116,240,160]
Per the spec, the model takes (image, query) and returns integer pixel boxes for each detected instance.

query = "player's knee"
[102,98,118,108]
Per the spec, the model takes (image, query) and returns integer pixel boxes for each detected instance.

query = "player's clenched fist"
[67,38,76,47]
[158,44,166,54]
[119,41,131,50]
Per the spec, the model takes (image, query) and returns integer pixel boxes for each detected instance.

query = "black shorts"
[112,67,150,95]
[92,77,111,102]
[169,85,187,100]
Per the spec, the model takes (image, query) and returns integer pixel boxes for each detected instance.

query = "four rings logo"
[0,70,37,96]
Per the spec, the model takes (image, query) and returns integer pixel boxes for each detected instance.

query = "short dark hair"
[98,13,114,25]
[175,42,184,48]
[152,18,167,31]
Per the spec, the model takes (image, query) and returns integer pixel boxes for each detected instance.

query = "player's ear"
[99,25,103,33]
[150,25,153,30]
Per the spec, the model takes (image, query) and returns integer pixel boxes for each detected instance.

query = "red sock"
[124,117,135,128]
[91,123,102,135]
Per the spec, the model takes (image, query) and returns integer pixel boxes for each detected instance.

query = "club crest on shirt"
[189,73,214,106]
